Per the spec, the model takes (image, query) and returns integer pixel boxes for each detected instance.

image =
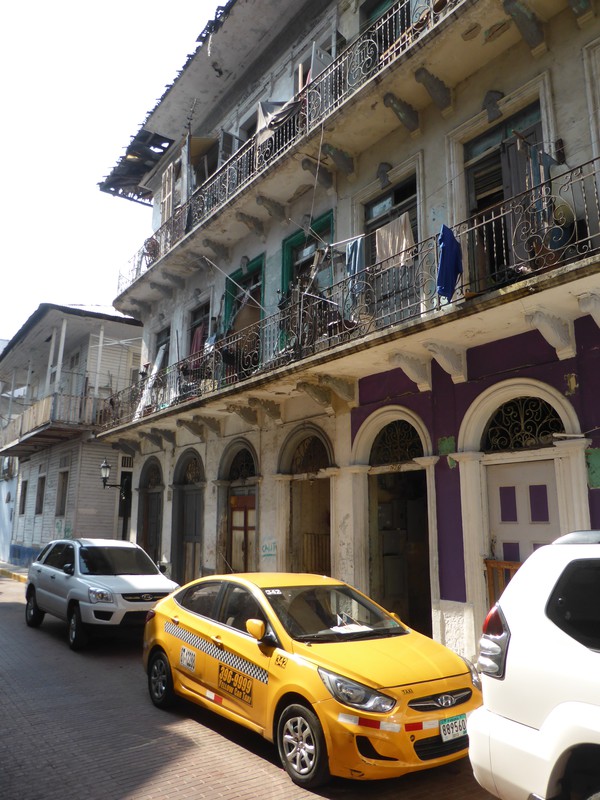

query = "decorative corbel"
[255,194,288,224]
[113,438,141,457]
[162,271,185,290]
[502,0,546,56]
[321,143,355,178]
[388,352,432,392]
[236,211,266,241]
[203,239,229,262]
[248,397,283,424]
[176,417,206,441]
[525,310,576,360]
[195,416,222,436]
[567,0,594,27]
[296,381,334,414]
[139,430,163,449]
[301,158,334,190]
[150,427,177,447]
[414,68,453,117]
[377,162,392,189]
[149,282,173,299]
[128,300,151,319]
[226,404,259,427]
[423,341,467,383]
[578,292,600,328]
[318,375,356,406]
[383,93,421,134]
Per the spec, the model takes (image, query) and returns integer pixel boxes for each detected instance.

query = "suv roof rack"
[553,531,600,545]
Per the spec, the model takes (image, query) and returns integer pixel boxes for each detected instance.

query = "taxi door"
[200,585,274,733]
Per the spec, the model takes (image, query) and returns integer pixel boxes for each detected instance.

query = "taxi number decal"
[180,646,196,672]
[275,654,288,669]
[218,663,254,705]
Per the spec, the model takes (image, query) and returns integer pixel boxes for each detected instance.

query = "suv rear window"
[546,559,600,650]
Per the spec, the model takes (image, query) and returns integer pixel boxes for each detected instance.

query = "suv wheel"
[25,590,45,628]
[68,606,88,651]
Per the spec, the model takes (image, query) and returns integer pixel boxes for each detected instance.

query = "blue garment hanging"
[437,224,463,301]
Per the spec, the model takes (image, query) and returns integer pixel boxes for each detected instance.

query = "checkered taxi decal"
[164,621,269,684]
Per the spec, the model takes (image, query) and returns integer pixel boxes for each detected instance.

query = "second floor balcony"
[1,393,98,457]
[99,155,600,432]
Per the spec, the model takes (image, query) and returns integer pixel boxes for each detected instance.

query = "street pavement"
[0,571,496,800]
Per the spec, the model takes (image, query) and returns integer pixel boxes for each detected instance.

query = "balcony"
[117,0,535,298]
[99,155,600,432]
[0,393,97,457]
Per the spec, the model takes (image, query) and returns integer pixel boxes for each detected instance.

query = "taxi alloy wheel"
[277,703,329,789]
[148,651,175,709]
[25,590,45,628]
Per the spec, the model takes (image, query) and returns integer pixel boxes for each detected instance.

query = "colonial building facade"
[98,0,600,658]
[0,305,142,562]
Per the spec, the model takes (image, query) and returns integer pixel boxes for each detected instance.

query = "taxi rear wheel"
[276,703,329,788]
[148,651,175,709]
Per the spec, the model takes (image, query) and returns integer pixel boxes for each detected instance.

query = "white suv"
[468,531,600,800]
[25,538,178,650]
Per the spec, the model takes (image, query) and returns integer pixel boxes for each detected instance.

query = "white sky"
[0,1,220,342]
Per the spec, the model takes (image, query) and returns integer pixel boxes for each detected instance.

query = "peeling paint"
[586,449,600,488]
[564,372,579,396]
[438,436,456,455]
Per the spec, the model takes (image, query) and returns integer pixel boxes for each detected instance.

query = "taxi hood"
[292,629,468,689]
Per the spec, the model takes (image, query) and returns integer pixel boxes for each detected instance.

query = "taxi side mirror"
[246,618,278,647]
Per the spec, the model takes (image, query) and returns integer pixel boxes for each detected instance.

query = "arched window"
[482,396,565,452]
[370,420,424,465]
[290,436,330,475]
[228,448,256,481]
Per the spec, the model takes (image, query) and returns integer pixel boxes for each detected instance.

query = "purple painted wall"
[352,317,600,602]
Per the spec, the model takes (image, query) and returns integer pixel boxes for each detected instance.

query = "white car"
[468,531,600,800]
[25,538,178,650]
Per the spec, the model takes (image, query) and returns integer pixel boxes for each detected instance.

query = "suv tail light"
[477,604,511,679]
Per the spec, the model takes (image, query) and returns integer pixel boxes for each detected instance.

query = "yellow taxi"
[143,572,481,788]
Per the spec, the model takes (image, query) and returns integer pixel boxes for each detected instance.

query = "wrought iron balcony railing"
[100,156,600,431]
[118,0,458,294]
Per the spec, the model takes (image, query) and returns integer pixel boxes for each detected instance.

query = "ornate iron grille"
[229,449,256,481]
[290,436,330,475]
[370,420,424,465]
[146,464,161,488]
[482,396,565,451]
[183,457,203,484]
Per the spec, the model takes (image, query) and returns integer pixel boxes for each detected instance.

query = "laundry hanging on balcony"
[345,235,365,315]
[436,224,463,302]
[375,212,415,266]
[256,99,303,146]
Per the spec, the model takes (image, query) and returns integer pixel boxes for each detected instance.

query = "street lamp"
[100,459,126,499]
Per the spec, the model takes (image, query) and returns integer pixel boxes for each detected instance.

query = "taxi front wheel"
[276,703,330,789]
[148,651,175,709]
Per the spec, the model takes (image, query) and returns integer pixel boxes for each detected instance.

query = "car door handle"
[211,635,224,649]
[50,574,56,580]
[171,616,179,625]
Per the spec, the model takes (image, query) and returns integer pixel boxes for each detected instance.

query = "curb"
[0,567,27,584]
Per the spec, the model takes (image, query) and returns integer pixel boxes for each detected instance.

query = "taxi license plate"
[440,713,467,742]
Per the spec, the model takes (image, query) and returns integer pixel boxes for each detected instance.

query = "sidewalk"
[0,561,28,583]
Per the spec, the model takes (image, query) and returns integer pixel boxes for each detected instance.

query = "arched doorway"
[457,378,590,625]
[369,420,431,635]
[285,430,333,575]
[136,459,164,563]
[171,450,205,585]
[226,446,258,573]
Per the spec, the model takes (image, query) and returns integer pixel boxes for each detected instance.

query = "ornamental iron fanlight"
[482,396,564,452]
[229,448,256,481]
[370,420,424,466]
[183,456,203,485]
[290,436,330,475]
[146,464,162,489]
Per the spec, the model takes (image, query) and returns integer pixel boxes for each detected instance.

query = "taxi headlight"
[318,668,396,713]
[460,655,482,692]
[88,587,114,604]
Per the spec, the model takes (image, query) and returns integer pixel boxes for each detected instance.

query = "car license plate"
[440,713,467,742]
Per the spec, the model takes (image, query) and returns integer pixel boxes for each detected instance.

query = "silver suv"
[25,538,178,650]
[468,531,600,800]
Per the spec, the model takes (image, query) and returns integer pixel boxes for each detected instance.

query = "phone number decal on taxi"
[218,663,254,705]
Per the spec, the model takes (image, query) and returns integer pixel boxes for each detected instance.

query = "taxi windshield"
[262,584,407,642]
